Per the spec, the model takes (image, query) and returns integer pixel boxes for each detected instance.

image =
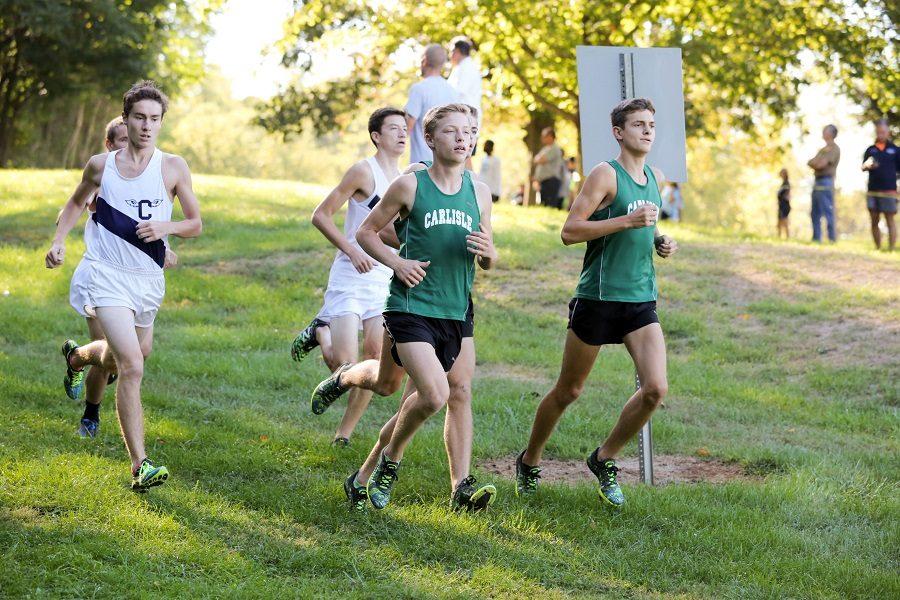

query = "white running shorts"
[316,282,388,327]
[69,259,165,328]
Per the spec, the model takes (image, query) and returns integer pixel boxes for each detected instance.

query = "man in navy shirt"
[862,119,899,251]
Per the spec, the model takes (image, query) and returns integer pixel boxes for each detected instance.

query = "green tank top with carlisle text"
[385,169,480,320]
[574,160,661,302]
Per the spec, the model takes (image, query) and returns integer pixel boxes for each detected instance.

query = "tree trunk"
[62,102,86,169]
[522,108,554,206]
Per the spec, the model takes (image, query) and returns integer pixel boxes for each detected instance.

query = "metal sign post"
[576,46,688,182]
[635,373,654,485]
[620,52,655,487]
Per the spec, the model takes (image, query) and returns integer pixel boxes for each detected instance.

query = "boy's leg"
[381,342,449,462]
[95,306,148,472]
[357,377,411,483]
[332,315,381,441]
[522,331,600,466]
[596,323,668,459]
[83,317,111,407]
[336,328,406,396]
[444,338,475,489]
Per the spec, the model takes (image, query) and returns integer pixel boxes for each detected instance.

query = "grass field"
[1,169,898,599]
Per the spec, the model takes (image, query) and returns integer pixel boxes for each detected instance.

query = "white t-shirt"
[448,56,482,124]
[478,154,502,197]
[405,76,461,163]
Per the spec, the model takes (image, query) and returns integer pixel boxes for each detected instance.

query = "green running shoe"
[451,475,497,512]
[291,318,327,363]
[311,363,351,415]
[587,449,625,508]
[61,340,86,400]
[344,471,368,511]
[131,458,169,493]
[515,450,541,496]
[367,452,400,510]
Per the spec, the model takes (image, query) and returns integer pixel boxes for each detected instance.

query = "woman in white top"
[478,139,502,202]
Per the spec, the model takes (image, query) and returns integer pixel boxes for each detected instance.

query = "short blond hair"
[423,103,471,140]
[104,116,125,144]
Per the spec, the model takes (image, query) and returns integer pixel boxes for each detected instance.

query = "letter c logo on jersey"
[126,198,163,220]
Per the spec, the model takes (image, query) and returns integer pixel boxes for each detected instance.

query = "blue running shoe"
[77,418,99,439]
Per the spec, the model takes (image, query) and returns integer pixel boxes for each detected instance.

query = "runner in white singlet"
[45,81,202,492]
[290,107,407,446]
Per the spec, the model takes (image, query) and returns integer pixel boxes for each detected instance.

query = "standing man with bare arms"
[290,107,407,446]
[45,81,202,491]
[515,98,678,508]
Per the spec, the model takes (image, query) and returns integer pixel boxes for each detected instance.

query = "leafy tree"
[0,0,220,166]
[261,0,897,180]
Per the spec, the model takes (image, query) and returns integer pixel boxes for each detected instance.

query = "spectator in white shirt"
[478,139,502,202]
[405,44,462,164]
[448,36,483,169]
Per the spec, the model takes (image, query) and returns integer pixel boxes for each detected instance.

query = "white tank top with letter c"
[84,148,172,275]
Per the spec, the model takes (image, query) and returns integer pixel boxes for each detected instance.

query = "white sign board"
[576,46,687,182]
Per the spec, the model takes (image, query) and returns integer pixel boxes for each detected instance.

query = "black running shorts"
[461,297,474,338]
[384,312,465,372]
[567,298,659,346]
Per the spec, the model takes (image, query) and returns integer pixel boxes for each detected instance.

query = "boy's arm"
[311,161,376,273]
[45,155,104,268]
[561,163,656,245]
[136,155,202,243]
[357,175,429,287]
[467,180,497,270]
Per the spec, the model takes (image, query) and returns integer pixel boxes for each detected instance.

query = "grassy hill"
[1,170,897,598]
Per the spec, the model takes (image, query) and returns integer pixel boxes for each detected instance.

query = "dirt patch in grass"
[195,250,329,276]
[479,453,754,486]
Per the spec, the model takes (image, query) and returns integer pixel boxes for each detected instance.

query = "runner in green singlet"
[364,105,489,512]
[310,103,499,511]
[515,98,680,508]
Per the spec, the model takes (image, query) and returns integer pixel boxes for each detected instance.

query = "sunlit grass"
[1,170,897,598]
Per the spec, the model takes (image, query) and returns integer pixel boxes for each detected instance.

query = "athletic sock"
[82,401,100,422]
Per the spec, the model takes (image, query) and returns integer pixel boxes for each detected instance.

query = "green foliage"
[0,0,221,165]
[1,170,898,597]
[262,1,897,140]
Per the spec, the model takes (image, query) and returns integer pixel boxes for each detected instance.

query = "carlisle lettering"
[423,208,473,232]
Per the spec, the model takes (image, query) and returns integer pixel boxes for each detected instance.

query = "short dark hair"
[123,80,169,118]
[610,97,655,129]
[368,107,406,147]
[105,116,125,144]
[484,139,494,155]
[451,36,473,56]
[824,124,838,138]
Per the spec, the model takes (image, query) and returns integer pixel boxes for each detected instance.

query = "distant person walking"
[660,182,684,221]
[806,124,840,243]
[533,127,564,209]
[478,139,501,202]
[776,169,791,239]
[406,44,461,164]
[862,118,898,251]
[448,36,482,170]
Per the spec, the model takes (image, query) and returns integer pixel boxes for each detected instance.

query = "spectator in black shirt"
[862,119,899,250]
[777,168,791,239]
